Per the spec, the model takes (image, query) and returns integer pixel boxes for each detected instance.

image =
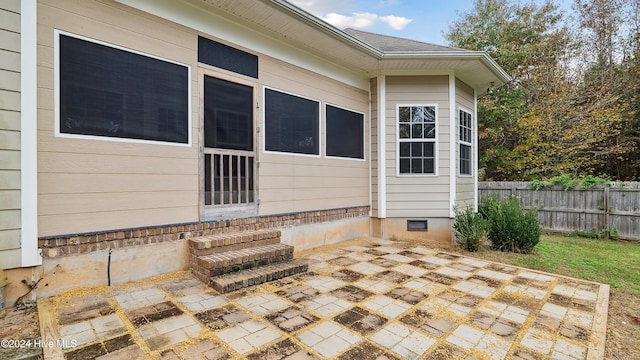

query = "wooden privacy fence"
[478,182,640,241]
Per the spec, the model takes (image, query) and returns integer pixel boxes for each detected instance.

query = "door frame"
[199,67,260,221]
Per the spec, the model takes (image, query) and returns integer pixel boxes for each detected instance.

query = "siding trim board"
[21,0,40,267]
[449,74,456,218]
[377,75,386,218]
[473,88,478,211]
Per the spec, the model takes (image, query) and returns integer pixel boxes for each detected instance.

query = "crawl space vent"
[407,219,428,232]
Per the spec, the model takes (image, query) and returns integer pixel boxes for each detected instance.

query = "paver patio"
[38,237,608,359]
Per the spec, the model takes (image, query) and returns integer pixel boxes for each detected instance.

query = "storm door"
[202,75,256,218]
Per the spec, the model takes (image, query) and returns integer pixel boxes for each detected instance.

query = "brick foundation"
[38,206,370,259]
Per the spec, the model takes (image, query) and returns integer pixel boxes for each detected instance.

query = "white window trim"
[458,107,473,177]
[395,103,439,177]
[54,29,193,147]
[324,103,366,162]
[262,86,322,158]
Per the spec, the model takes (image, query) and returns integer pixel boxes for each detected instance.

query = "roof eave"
[382,51,512,84]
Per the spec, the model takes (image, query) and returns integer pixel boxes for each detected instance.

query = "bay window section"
[398,105,437,175]
[459,109,473,176]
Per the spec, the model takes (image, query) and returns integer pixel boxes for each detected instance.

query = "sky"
[288,0,575,46]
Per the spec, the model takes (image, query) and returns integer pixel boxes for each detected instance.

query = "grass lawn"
[445,233,640,359]
[507,234,639,294]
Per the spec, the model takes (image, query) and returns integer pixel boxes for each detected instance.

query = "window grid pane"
[458,110,473,175]
[398,105,436,175]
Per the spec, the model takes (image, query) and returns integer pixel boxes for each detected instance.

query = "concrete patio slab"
[38,237,608,359]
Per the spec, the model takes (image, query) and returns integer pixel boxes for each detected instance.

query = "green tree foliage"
[445,0,640,180]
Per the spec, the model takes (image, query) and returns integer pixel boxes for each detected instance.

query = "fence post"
[603,186,610,240]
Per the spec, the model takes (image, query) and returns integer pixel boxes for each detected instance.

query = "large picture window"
[459,109,473,176]
[326,105,364,159]
[397,105,437,174]
[264,88,319,155]
[57,32,190,144]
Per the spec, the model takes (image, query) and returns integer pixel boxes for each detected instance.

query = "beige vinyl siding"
[370,77,379,217]
[257,56,369,215]
[455,79,475,207]
[38,0,200,236]
[0,0,21,267]
[385,75,451,218]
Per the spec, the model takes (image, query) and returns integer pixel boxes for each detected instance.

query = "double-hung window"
[459,109,473,176]
[398,105,437,175]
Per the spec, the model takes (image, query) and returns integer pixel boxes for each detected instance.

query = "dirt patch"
[0,306,42,360]
[605,288,640,359]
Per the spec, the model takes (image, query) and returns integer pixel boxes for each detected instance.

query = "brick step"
[210,259,309,293]
[189,229,281,257]
[192,243,294,281]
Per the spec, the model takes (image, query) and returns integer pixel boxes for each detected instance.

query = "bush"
[479,195,541,253]
[453,207,488,252]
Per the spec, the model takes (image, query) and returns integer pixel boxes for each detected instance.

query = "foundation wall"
[18,206,370,303]
[375,217,453,244]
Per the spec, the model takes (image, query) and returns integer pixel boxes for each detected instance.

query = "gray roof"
[343,28,465,53]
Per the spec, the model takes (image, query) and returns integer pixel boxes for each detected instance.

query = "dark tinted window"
[265,89,319,155]
[204,76,253,151]
[59,34,189,144]
[198,36,258,79]
[326,105,364,159]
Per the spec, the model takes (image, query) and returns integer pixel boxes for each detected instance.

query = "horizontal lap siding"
[0,0,21,267]
[38,0,200,236]
[455,79,475,208]
[258,57,369,215]
[385,76,450,217]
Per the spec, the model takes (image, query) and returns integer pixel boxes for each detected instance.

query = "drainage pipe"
[107,248,113,286]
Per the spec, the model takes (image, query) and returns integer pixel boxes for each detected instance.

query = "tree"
[446,0,640,180]
[446,0,572,180]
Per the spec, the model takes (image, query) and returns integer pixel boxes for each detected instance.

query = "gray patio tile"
[303,294,352,317]
[446,324,484,350]
[362,295,411,318]
[520,327,555,354]
[304,276,347,292]
[353,278,395,293]
[297,321,360,358]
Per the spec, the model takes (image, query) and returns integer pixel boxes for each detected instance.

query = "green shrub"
[453,207,488,252]
[479,195,541,253]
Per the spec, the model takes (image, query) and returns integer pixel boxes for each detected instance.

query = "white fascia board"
[114,0,369,90]
[21,0,41,267]
[448,73,456,218]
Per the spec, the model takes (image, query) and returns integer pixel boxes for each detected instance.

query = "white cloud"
[322,12,378,29]
[289,0,412,31]
[379,15,412,30]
